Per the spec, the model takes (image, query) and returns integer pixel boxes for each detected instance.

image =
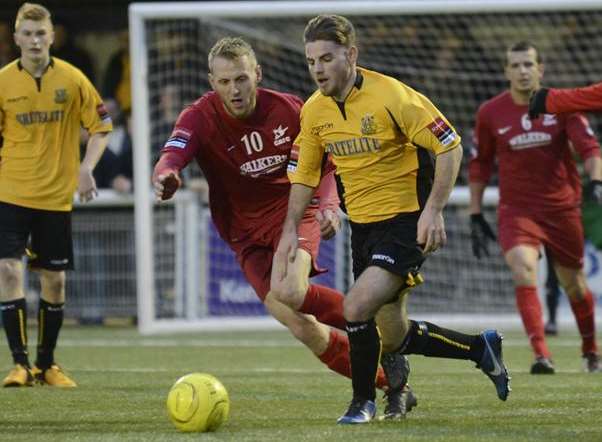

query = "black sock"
[35,299,64,369]
[400,320,484,363]
[346,319,380,401]
[1,299,30,367]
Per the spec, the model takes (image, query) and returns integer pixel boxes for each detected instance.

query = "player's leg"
[544,252,560,336]
[499,210,553,373]
[366,210,508,402]
[377,283,509,401]
[376,295,416,419]
[338,264,406,424]
[545,209,599,372]
[504,244,554,373]
[270,214,346,330]
[28,209,76,387]
[240,243,390,389]
[0,202,34,387]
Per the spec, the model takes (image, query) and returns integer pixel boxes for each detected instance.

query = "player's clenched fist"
[152,170,182,201]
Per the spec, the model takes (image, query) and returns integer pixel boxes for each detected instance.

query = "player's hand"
[528,87,549,119]
[316,208,340,240]
[470,213,496,258]
[417,207,446,255]
[77,166,98,203]
[152,172,181,201]
[272,228,299,283]
[586,179,602,205]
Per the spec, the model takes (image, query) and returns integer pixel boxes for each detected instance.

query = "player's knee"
[343,297,369,322]
[270,281,307,310]
[40,270,66,303]
[0,259,22,290]
[563,277,587,300]
[509,261,536,285]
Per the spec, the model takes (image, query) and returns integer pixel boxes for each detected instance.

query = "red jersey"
[157,88,337,243]
[546,81,602,114]
[469,90,601,212]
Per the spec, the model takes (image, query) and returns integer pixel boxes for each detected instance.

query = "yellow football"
[166,373,230,432]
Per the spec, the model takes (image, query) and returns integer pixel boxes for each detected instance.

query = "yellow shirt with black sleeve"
[289,67,461,224]
[0,58,112,211]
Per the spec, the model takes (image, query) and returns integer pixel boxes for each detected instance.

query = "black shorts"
[0,201,74,271]
[350,211,425,280]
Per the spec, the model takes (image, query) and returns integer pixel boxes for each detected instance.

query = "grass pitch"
[1,326,601,441]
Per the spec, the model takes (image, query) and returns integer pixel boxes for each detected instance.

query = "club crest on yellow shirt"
[54,89,68,104]
[360,113,377,135]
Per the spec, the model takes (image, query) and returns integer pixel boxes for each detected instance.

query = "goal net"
[129,1,602,334]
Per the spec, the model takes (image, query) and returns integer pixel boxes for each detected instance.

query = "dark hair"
[303,14,356,48]
[506,41,543,65]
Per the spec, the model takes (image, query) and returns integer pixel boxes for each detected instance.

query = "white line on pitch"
[55,338,584,347]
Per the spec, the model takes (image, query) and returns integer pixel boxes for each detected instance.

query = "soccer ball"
[166,373,230,432]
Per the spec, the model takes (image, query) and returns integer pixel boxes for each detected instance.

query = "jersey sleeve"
[547,82,602,114]
[287,105,324,188]
[565,113,602,161]
[468,104,496,184]
[159,106,204,168]
[392,82,461,154]
[79,73,113,134]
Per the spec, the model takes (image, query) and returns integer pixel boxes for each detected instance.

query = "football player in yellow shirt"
[273,15,510,423]
[0,3,112,387]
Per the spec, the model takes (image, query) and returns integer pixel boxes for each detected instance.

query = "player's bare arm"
[273,184,315,281]
[417,145,462,254]
[78,132,109,203]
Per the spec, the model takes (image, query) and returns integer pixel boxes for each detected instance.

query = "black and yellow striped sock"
[346,318,381,401]
[1,298,30,367]
[401,320,484,362]
[35,299,64,370]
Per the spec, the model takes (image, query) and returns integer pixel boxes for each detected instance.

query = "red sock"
[318,330,388,390]
[299,284,345,330]
[516,286,551,358]
[569,290,597,355]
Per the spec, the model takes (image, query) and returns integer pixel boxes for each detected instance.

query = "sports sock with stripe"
[400,320,484,362]
[35,299,64,369]
[1,298,30,367]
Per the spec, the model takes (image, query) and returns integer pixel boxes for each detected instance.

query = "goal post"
[129,1,602,334]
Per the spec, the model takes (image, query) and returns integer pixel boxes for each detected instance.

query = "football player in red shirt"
[469,41,602,374]
[152,37,416,417]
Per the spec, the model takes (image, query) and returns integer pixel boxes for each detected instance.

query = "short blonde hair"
[208,37,256,72]
[15,3,52,31]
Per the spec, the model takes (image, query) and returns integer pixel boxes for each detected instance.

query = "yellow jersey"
[0,58,112,211]
[290,67,461,223]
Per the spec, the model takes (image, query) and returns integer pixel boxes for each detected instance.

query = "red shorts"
[229,209,324,301]
[498,206,584,269]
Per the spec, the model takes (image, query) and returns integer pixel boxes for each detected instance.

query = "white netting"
[131,2,602,332]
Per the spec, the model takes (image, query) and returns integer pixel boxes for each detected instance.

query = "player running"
[274,15,510,424]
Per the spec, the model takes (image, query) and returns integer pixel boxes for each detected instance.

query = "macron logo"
[372,254,395,264]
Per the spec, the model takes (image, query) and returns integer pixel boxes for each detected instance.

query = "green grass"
[1,327,601,441]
